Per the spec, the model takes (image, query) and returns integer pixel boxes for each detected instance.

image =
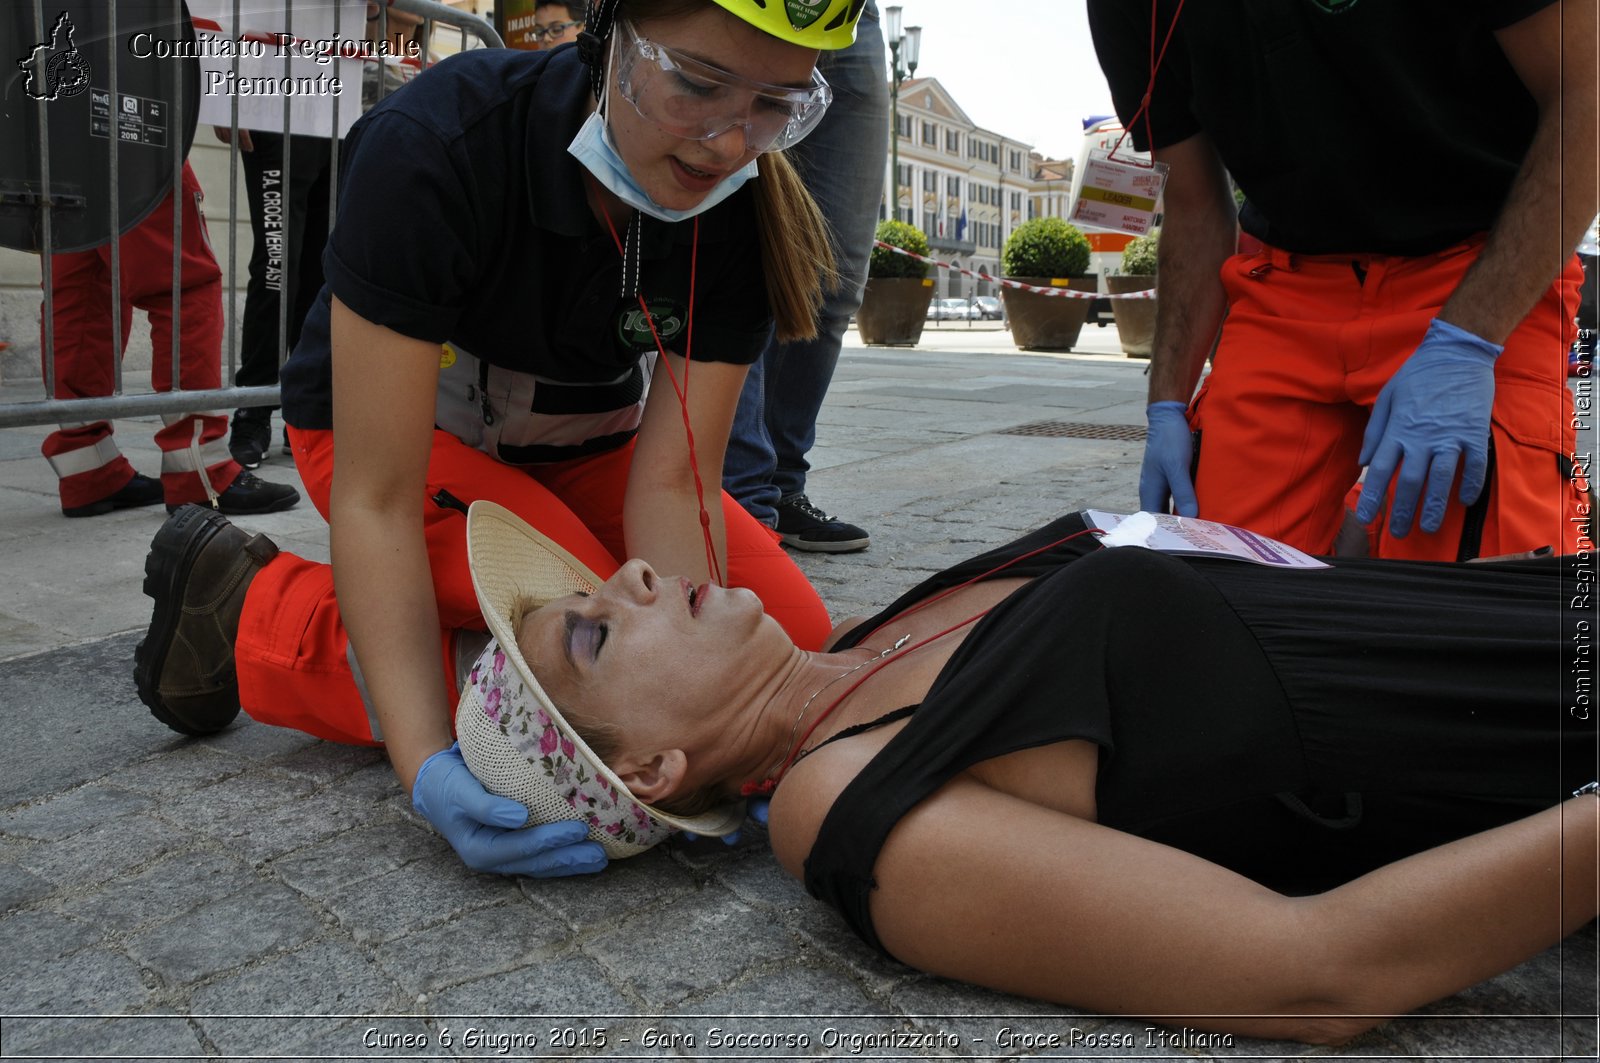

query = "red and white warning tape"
[874,242,1157,300]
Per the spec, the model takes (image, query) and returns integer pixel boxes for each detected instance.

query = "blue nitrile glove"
[1141,401,1199,517]
[412,744,607,877]
[1356,318,1501,539]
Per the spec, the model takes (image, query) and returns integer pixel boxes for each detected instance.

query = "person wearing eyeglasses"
[533,1,585,48]
[133,0,867,879]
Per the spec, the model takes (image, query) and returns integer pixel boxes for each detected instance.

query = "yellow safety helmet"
[580,0,863,100]
[708,0,865,49]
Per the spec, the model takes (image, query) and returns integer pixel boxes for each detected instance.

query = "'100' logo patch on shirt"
[615,298,687,352]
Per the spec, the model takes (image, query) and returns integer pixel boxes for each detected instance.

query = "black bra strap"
[796,705,919,764]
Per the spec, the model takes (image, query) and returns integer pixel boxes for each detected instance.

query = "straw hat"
[458,500,745,858]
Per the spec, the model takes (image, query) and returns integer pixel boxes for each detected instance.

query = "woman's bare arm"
[329,296,452,791]
[844,777,1597,1044]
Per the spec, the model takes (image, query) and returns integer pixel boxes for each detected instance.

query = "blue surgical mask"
[567,71,759,224]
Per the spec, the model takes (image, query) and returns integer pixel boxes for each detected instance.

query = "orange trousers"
[40,163,237,509]
[1191,237,1587,559]
[234,427,831,745]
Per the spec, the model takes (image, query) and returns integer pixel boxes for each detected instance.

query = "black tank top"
[802,513,1584,956]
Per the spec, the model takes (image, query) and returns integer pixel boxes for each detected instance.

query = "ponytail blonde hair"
[753,150,838,342]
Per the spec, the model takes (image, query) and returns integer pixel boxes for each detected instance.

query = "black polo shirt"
[280,45,773,452]
[1087,0,1553,256]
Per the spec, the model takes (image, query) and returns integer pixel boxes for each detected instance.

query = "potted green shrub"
[999,218,1097,351]
[856,220,937,346]
[1108,228,1158,358]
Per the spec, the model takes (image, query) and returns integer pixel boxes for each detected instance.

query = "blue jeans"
[722,2,890,527]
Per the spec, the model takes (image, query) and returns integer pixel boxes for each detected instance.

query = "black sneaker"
[773,494,870,553]
[167,470,301,515]
[228,409,272,468]
[62,472,163,518]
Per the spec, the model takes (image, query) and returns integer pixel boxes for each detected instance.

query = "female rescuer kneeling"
[133,0,871,877]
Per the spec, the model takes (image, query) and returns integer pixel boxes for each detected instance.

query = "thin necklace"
[740,525,1107,798]
[762,634,910,786]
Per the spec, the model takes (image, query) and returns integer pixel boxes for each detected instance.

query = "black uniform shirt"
[281,46,773,455]
[1087,0,1553,255]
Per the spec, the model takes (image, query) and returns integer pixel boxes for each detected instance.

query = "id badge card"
[1070,150,1169,236]
[1083,510,1331,570]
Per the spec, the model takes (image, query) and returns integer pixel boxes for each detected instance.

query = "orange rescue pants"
[1191,237,1588,559]
[40,163,238,509]
[234,427,831,745]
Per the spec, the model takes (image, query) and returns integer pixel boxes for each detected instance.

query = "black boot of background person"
[61,471,164,518]
[228,407,272,468]
[134,505,280,735]
[166,469,301,516]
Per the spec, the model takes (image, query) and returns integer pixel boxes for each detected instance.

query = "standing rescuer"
[1088,0,1598,560]
[134,0,867,878]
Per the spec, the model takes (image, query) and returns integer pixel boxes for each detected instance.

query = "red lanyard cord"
[597,203,724,587]
[743,525,1104,795]
[1109,0,1186,166]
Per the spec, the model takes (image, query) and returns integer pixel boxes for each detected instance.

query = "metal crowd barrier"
[0,0,502,430]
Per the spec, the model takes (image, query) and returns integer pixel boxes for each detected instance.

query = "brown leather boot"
[134,504,280,736]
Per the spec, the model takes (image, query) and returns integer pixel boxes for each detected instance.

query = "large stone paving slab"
[2,338,1595,1060]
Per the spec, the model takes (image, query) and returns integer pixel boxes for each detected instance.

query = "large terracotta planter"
[856,277,936,346]
[1106,274,1157,358]
[1000,276,1099,351]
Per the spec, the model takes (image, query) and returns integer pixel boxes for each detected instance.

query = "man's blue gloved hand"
[747,798,770,827]
[1356,318,1501,539]
[1141,401,1198,517]
[412,743,607,877]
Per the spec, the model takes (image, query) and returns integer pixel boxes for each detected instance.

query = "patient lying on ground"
[459,501,1597,1045]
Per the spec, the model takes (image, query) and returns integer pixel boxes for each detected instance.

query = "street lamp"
[885,7,921,226]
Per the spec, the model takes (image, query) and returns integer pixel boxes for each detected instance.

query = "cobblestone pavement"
[1,326,1595,1061]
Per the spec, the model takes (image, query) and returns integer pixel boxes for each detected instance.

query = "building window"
[896,163,912,190]
[922,121,939,146]
[923,170,937,192]
[1011,191,1022,212]
[922,211,936,235]
[946,129,960,153]
[896,113,911,138]
[1009,149,1023,173]
[947,175,961,198]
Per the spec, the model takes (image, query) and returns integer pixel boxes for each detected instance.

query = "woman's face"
[516,559,783,750]
[604,7,819,211]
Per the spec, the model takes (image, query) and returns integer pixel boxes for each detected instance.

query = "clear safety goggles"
[613,20,833,153]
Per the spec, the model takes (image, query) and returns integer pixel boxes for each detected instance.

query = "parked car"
[972,296,1003,320]
[928,298,978,321]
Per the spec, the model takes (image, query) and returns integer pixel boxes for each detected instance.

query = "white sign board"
[187,0,369,138]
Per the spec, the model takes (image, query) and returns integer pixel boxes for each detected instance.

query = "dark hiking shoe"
[134,505,279,736]
[62,472,163,518]
[166,470,301,515]
[773,494,871,553]
[228,409,272,468]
